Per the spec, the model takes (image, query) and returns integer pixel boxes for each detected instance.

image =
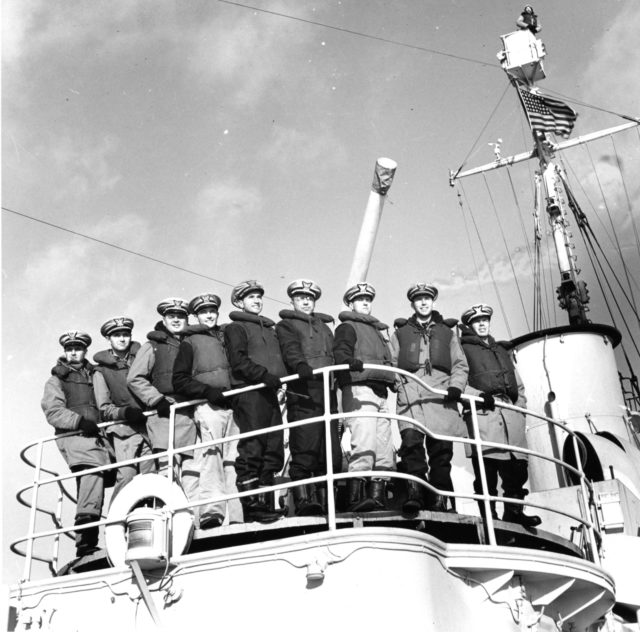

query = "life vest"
[277,310,334,370]
[338,311,394,385]
[52,361,100,426]
[394,312,454,374]
[147,324,182,396]
[182,325,231,389]
[460,332,519,403]
[93,342,142,407]
[228,312,287,385]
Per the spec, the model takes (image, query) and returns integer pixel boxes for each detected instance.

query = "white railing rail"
[13,364,600,581]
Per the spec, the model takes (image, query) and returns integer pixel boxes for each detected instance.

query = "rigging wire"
[450,82,512,181]
[505,166,535,275]
[541,87,640,124]
[584,143,639,312]
[454,186,483,299]
[216,0,496,69]
[561,181,640,340]
[1,206,290,306]
[610,134,640,264]
[482,173,530,330]
[458,181,513,338]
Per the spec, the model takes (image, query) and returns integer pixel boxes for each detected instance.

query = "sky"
[3,0,640,584]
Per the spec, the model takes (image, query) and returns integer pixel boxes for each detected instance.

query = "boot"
[75,514,100,557]
[292,484,323,516]
[238,479,281,524]
[347,478,375,513]
[403,480,424,514]
[502,501,542,528]
[369,479,387,511]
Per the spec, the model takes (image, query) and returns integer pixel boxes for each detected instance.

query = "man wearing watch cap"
[391,283,468,514]
[41,330,109,558]
[173,292,243,528]
[93,317,155,501]
[128,298,198,501]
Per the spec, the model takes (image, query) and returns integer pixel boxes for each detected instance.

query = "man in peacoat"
[224,280,287,523]
[276,279,341,516]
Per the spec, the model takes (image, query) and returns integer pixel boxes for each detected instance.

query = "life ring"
[105,473,194,567]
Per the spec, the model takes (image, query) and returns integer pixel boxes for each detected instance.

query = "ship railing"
[13,363,601,581]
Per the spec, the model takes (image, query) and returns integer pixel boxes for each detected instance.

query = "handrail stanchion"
[167,405,176,486]
[570,431,599,562]
[323,368,337,530]
[468,398,497,546]
[51,485,64,575]
[23,440,45,581]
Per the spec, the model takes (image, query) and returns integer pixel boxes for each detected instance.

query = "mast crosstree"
[450,29,639,327]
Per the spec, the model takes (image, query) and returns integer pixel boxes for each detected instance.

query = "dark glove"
[123,406,147,424]
[155,397,172,418]
[296,362,314,379]
[349,359,364,372]
[262,373,281,390]
[445,386,462,403]
[78,416,100,436]
[480,392,496,411]
[205,386,227,407]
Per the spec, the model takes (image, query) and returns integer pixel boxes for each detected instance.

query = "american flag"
[518,87,578,138]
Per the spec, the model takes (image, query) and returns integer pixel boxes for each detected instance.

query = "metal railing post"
[468,399,497,545]
[23,440,44,581]
[322,369,337,530]
[167,405,176,486]
[570,432,599,562]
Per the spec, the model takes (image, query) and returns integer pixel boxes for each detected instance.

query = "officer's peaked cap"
[59,330,92,348]
[100,317,134,337]
[287,279,322,300]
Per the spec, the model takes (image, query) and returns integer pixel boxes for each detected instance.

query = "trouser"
[70,464,105,552]
[287,383,342,481]
[193,403,243,524]
[232,389,284,485]
[471,452,529,499]
[398,428,454,494]
[341,384,394,473]
[153,449,199,506]
[107,432,156,502]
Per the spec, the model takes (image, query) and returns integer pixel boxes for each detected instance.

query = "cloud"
[48,134,122,200]
[16,213,151,318]
[582,4,640,115]
[261,124,348,167]
[186,3,317,105]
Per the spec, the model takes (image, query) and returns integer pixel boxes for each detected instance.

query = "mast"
[450,29,639,327]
